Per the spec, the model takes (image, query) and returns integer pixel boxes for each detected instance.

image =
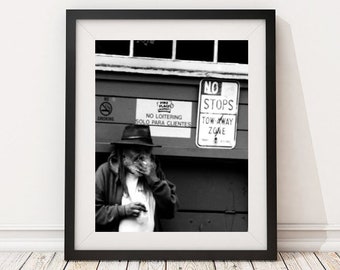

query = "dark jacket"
[95,158,178,231]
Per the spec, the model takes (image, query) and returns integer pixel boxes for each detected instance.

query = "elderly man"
[95,124,178,232]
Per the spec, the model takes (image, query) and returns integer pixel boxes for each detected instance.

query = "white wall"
[0,0,339,251]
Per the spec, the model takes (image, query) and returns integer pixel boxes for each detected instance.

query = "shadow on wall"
[276,16,327,246]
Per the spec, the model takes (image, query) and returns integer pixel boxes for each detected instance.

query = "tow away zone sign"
[196,79,240,149]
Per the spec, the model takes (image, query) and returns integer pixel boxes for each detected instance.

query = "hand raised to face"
[134,158,156,177]
[122,146,153,177]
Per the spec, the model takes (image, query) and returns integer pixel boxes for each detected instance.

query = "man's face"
[122,145,152,176]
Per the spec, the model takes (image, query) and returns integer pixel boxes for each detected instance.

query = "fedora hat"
[112,124,161,147]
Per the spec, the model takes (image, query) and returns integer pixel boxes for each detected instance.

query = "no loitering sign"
[196,79,240,149]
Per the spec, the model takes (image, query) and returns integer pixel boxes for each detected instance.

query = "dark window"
[176,41,214,62]
[218,41,248,64]
[95,40,130,55]
[134,40,172,59]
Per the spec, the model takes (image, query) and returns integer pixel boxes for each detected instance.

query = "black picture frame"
[65,9,276,260]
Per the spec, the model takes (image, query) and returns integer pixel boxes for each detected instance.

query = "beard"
[123,157,143,177]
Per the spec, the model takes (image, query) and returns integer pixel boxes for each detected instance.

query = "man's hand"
[136,159,155,176]
[124,202,147,217]
[135,159,159,186]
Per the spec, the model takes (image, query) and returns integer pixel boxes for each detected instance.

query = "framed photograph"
[65,10,277,260]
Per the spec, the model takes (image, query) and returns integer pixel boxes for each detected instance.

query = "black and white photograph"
[65,10,276,259]
[94,40,249,232]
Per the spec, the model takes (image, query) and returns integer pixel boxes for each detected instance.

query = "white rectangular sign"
[136,99,192,138]
[196,80,240,149]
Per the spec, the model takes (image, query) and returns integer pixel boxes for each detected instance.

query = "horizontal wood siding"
[96,71,249,89]
[96,78,248,104]
[158,156,247,232]
[96,96,248,130]
[160,212,248,232]
[158,157,248,212]
[96,123,248,159]
[96,71,248,160]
